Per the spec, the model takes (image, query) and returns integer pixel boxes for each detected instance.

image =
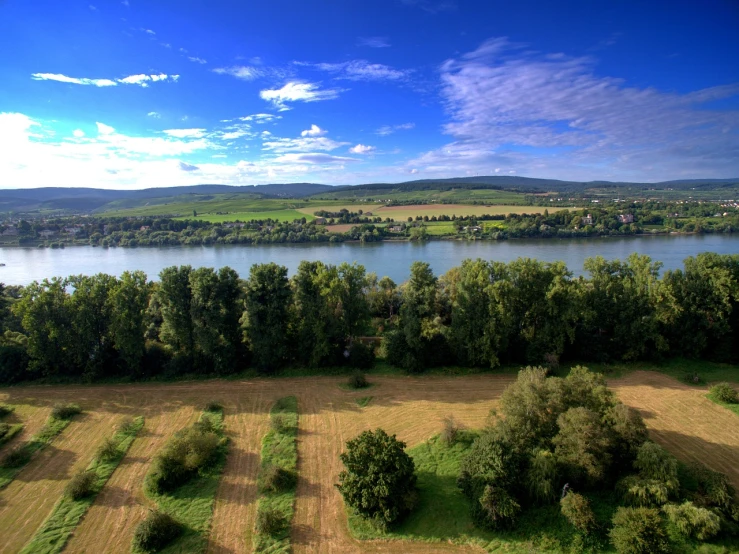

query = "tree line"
[0,252,737,384]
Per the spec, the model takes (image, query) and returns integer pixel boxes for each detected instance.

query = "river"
[0,234,737,285]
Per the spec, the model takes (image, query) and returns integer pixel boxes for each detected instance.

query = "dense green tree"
[553,407,613,485]
[609,507,670,554]
[336,428,417,529]
[158,266,195,356]
[109,271,150,375]
[243,263,291,372]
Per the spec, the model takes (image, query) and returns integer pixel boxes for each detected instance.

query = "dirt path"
[0,406,120,553]
[0,371,736,554]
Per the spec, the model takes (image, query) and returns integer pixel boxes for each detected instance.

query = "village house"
[63,226,81,235]
[581,214,594,225]
[314,217,326,225]
[389,225,404,232]
[1,226,18,236]
[618,214,634,224]
[140,226,150,231]
[39,230,55,238]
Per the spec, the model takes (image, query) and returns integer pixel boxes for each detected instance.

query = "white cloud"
[301,124,326,137]
[406,37,739,180]
[73,129,85,138]
[357,37,390,48]
[376,122,415,136]
[96,122,115,135]
[297,60,409,81]
[145,29,155,35]
[188,56,207,64]
[273,153,359,164]
[262,136,348,153]
[162,128,206,138]
[349,144,376,154]
[259,81,343,111]
[122,0,129,6]
[147,111,161,118]
[213,65,263,80]
[178,161,200,172]
[89,4,97,11]
[239,113,280,123]
[31,72,178,88]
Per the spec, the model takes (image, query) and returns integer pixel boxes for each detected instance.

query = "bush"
[96,437,119,461]
[118,417,137,435]
[347,370,369,390]
[561,492,596,534]
[686,463,736,512]
[634,442,679,494]
[441,415,460,445]
[553,407,613,485]
[0,404,13,418]
[50,403,82,420]
[146,426,220,494]
[204,401,223,412]
[526,449,559,503]
[478,484,521,529]
[271,414,290,434]
[336,428,417,528]
[132,510,182,553]
[609,507,670,554]
[65,470,97,500]
[663,501,721,540]
[261,464,296,494]
[0,422,9,439]
[256,506,287,536]
[710,382,738,404]
[1,444,32,468]
[617,475,670,507]
[193,413,217,434]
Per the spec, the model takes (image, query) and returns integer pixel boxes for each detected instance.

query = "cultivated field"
[0,371,737,553]
[369,203,552,221]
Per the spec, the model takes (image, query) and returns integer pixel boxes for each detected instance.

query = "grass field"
[0,368,737,553]
[371,203,553,221]
[177,209,314,223]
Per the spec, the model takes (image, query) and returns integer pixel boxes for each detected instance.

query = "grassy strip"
[19,417,144,554]
[0,423,24,448]
[706,392,739,417]
[142,407,228,554]
[254,396,299,554]
[0,410,81,490]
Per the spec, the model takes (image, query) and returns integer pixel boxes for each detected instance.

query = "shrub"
[50,403,82,420]
[663,501,721,540]
[441,415,460,445]
[553,407,613,484]
[256,506,287,536]
[336,428,417,528]
[0,422,9,439]
[561,492,596,534]
[118,417,137,435]
[271,414,290,434]
[204,401,223,412]
[479,484,521,529]
[605,403,649,465]
[686,463,736,512]
[96,437,119,461]
[710,382,738,404]
[347,370,369,390]
[261,464,296,494]
[526,449,559,503]
[1,444,32,468]
[617,475,670,507]
[65,470,97,500]
[146,426,220,494]
[633,442,679,495]
[609,507,670,554]
[132,510,182,553]
[193,413,217,434]
[0,404,13,418]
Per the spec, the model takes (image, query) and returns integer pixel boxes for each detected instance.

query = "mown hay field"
[0,371,737,553]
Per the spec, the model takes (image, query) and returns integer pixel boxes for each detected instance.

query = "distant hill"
[0,183,334,213]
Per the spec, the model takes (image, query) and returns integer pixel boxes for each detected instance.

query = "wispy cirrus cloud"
[259,82,343,111]
[273,153,358,164]
[239,113,281,123]
[407,37,739,180]
[213,64,289,81]
[262,135,348,153]
[188,56,207,64]
[400,0,457,13]
[357,36,390,48]
[376,122,415,136]
[295,60,410,81]
[31,72,179,88]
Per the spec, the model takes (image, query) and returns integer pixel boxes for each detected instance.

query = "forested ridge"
[0,252,737,384]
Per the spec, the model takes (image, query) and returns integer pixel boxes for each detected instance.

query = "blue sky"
[1,0,737,189]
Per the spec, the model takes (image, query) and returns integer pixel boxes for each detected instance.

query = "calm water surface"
[1,235,738,285]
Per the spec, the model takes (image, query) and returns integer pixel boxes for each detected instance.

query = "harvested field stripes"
[0,406,82,490]
[18,416,144,554]
[254,396,299,554]
[0,407,121,554]
[138,407,228,554]
[0,372,736,554]
[0,423,23,448]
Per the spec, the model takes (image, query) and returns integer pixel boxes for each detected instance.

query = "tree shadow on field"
[95,485,138,509]
[291,523,321,547]
[649,429,739,488]
[118,455,150,467]
[205,540,236,554]
[295,476,322,499]
[15,444,78,482]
